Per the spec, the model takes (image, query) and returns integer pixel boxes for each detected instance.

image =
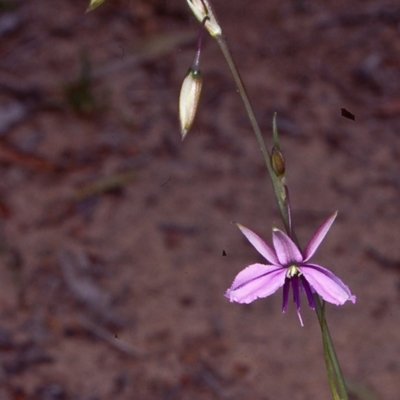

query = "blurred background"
[0,0,399,399]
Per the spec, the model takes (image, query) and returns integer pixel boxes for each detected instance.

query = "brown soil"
[0,0,399,399]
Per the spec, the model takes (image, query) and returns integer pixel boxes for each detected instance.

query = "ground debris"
[58,249,124,328]
[0,101,27,136]
[3,341,53,376]
[73,169,137,201]
[0,139,59,172]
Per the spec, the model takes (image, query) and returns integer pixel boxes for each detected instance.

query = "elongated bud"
[271,147,285,177]
[86,0,105,12]
[179,66,202,140]
[186,0,222,37]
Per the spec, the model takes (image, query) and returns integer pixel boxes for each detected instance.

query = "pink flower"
[225,212,355,326]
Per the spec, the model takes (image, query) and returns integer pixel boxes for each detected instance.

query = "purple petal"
[282,279,290,312]
[237,224,279,265]
[272,228,303,265]
[299,263,356,305]
[291,275,300,307]
[300,275,316,310]
[225,263,286,304]
[303,212,337,261]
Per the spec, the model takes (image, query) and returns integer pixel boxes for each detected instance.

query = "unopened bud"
[179,67,202,140]
[271,147,285,177]
[186,0,222,37]
[86,0,105,12]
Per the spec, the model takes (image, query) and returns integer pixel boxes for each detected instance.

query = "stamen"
[297,309,304,327]
[286,264,298,278]
[291,276,304,326]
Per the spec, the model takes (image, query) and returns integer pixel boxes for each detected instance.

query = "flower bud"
[179,67,202,140]
[271,147,285,177]
[186,0,222,37]
[86,0,106,12]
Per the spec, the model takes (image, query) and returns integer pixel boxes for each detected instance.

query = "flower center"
[286,264,300,278]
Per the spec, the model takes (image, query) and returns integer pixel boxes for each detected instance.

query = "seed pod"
[186,0,222,37]
[271,147,285,177]
[179,67,202,140]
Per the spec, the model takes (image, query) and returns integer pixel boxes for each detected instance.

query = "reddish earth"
[0,0,399,399]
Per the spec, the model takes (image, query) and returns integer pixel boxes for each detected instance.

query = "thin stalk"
[320,301,341,400]
[315,295,348,400]
[215,35,290,235]
[323,341,340,400]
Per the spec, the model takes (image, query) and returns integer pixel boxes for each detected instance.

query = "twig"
[78,316,142,358]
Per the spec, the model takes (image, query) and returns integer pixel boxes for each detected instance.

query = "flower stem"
[206,6,349,400]
[215,30,349,400]
[215,35,291,235]
[315,296,349,400]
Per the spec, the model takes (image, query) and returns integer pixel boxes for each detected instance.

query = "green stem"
[215,35,290,235]
[319,301,341,400]
[315,295,348,400]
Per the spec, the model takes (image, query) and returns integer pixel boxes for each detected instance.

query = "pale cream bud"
[86,0,106,13]
[179,67,202,140]
[186,0,222,37]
